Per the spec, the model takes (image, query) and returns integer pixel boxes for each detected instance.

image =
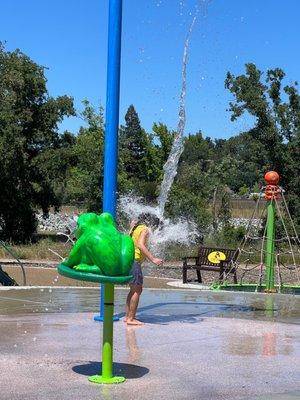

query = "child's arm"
[137,229,163,266]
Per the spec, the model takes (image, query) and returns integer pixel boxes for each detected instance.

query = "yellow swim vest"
[130,224,148,263]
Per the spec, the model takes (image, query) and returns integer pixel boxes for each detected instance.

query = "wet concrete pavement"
[0,287,299,400]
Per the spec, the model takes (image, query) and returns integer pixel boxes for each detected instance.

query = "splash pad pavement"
[0,287,299,400]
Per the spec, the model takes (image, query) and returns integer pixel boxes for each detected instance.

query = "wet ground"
[2,264,176,288]
[3,259,299,288]
[0,287,299,400]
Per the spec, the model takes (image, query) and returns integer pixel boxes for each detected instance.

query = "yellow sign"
[208,251,226,264]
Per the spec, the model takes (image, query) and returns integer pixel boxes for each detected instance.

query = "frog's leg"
[73,264,103,274]
[89,237,119,276]
[63,236,84,267]
[119,234,135,275]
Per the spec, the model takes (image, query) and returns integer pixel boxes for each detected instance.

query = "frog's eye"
[99,212,115,226]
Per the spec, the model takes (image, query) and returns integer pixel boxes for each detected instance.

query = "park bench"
[182,246,238,284]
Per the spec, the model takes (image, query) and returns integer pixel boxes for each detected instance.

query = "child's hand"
[152,257,163,266]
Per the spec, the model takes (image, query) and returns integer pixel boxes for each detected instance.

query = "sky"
[1,0,299,139]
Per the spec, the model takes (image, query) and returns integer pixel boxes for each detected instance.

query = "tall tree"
[152,122,175,167]
[0,44,75,241]
[66,100,104,211]
[119,105,149,181]
[225,63,300,223]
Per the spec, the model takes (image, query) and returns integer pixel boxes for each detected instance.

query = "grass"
[212,198,267,219]
[0,234,71,261]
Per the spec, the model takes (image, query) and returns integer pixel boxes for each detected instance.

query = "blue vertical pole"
[94,0,123,322]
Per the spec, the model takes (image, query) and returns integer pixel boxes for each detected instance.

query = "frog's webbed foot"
[73,264,103,274]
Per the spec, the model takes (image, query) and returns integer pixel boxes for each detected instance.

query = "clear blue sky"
[1,0,299,139]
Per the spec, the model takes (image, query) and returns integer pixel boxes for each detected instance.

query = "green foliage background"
[0,45,299,243]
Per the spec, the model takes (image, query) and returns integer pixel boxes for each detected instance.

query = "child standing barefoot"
[125,213,163,325]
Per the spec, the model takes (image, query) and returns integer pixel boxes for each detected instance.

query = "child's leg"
[124,290,133,322]
[127,284,143,325]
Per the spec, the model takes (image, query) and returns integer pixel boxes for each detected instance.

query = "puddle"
[0,287,299,325]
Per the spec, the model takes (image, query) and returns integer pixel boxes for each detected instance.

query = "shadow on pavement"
[115,301,256,325]
[72,361,149,379]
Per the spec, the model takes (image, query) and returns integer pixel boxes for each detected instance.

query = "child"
[125,212,163,325]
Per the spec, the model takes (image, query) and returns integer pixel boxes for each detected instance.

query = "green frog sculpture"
[61,212,134,280]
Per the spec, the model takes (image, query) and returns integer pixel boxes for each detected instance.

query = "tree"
[119,105,149,181]
[165,184,211,234]
[225,63,300,223]
[180,131,214,166]
[0,44,75,241]
[152,122,175,168]
[217,132,267,191]
[33,131,76,206]
[66,100,104,211]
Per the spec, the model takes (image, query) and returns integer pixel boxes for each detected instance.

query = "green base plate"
[57,263,133,284]
[88,375,126,384]
[211,283,300,295]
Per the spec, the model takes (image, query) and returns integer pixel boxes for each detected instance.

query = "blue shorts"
[130,261,143,286]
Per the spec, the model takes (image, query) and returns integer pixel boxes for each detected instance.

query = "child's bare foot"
[123,317,127,323]
[126,319,144,326]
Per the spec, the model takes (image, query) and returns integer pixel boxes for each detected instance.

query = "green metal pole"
[102,283,114,378]
[89,283,125,384]
[265,294,275,318]
[265,200,276,292]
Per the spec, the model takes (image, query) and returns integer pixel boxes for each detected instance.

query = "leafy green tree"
[217,132,267,191]
[168,133,218,233]
[119,105,149,181]
[238,185,250,197]
[66,101,104,211]
[0,44,75,241]
[180,131,214,166]
[152,122,175,167]
[118,106,172,200]
[225,63,300,223]
[32,132,76,207]
[226,64,284,172]
[217,191,231,226]
[285,127,300,226]
[165,184,211,233]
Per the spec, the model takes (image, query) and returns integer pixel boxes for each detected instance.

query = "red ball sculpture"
[264,171,280,186]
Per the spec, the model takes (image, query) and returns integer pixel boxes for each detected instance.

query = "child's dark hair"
[137,212,160,229]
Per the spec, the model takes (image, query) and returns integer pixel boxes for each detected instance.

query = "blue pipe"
[94,0,123,322]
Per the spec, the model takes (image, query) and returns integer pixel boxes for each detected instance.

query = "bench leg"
[196,269,202,283]
[219,263,225,283]
[233,270,238,284]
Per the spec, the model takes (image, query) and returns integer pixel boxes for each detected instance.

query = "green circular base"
[57,263,133,284]
[88,375,126,384]
[211,283,300,295]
